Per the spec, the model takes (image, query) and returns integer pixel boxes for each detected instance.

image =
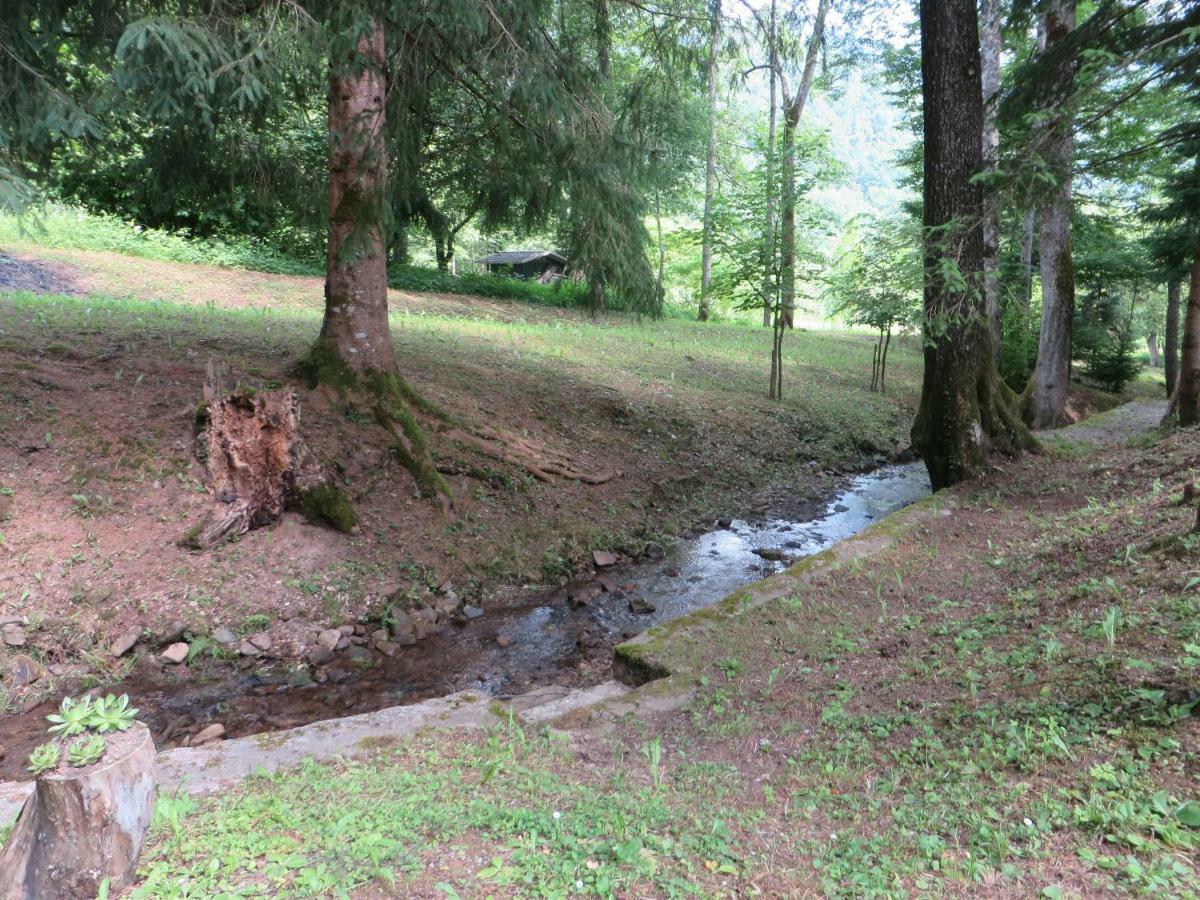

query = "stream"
[0,462,930,780]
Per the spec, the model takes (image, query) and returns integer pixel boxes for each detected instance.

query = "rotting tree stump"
[189,378,324,549]
[0,723,156,900]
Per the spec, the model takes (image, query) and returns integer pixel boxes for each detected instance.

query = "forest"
[0,0,1198,897]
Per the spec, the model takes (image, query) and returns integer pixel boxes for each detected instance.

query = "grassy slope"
[0,221,920,720]
[131,424,1200,898]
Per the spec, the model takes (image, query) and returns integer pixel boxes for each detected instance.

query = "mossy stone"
[298,484,358,533]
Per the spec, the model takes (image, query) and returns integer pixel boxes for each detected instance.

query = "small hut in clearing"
[477,250,567,283]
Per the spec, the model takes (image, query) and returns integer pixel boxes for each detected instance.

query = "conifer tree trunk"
[698,0,720,323]
[980,0,1003,357]
[317,20,395,374]
[1022,0,1077,428]
[1179,240,1200,427]
[911,0,1034,490]
[779,0,827,330]
[1165,276,1181,395]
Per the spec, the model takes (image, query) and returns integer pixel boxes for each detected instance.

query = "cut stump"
[0,723,156,899]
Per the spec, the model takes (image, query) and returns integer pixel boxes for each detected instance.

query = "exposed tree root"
[299,342,615,510]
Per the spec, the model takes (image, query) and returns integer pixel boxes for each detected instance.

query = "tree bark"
[698,0,720,323]
[1165,276,1181,395]
[0,724,155,900]
[762,0,778,328]
[1019,206,1036,314]
[1021,0,1077,429]
[911,0,1035,491]
[1146,332,1160,368]
[779,0,828,330]
[1179,238,1200,427]
[980,0,1003,357]
[317,20,395,374]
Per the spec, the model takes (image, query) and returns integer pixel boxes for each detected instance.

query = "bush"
[1085,328,1142,394]
[389,265,647,312]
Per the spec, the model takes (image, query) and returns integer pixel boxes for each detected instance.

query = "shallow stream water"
[0,462,930,779]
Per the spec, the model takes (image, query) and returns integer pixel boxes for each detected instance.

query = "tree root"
[301,344,615,510]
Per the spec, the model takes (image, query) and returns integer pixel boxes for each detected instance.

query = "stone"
[462,605,485,620]
[664,567,681,578]
[437,579,454,594]
[337,624,355,636]
[592,550,618,567]
[435,592,461,617]
[350,636,367,646]
[496,634,513,648]
[109,629,142,658]
[753,548,785,561]
[0,615,25,627]
[306,647,333,666]
[371,628,390,644]
[191,723,226,745]
[6,654,44,688]
[334,636,351,651]
[345,645,372,664]
[353,624,366,636]
[833,504,849,513]
[212,627,237,645]
[2,624,26,647]
[568,583,602,607]
[717,517,733,529]
[628,597,656,615]
[596,576,617,593]
[0,744,6,761]
[375,640,399,657]
[412,607,440,637]
[47,664,72,677]
[249,633,272,652]
[317,629,341,651]
[157,620,187,646]
[160,642,189,664]
[395,633,417,647]
[390,610,414,638]
[238,641,261,658]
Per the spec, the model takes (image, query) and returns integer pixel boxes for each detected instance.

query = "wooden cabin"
[477,250,567,283]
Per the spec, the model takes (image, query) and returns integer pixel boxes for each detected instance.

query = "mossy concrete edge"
[608,491,954,714]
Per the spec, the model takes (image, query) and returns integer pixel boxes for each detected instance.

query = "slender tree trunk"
[762,0,778,328]
[655,187,666,314]
[1021,0,1077,429]
[698,0,720,322]
[881,327,892,394]
[1165,276,1181,395]
[317,20,394,374]
[1019,207,1036,312]
[911,0,1035,490]
[1146,332,1161,368]
[1179,238,1200,426]
[595,0,610,78]
[980,0,1003,357]
[779,0,828,330]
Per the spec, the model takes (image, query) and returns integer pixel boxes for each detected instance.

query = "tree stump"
[0,723,156,899]
[189,384,324,549]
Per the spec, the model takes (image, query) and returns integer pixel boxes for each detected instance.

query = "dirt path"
[1039,399,1166,448]
[0,252,82,295]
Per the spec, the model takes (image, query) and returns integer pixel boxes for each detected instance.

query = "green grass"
[0,204,320,276]
[127,426,1200,898]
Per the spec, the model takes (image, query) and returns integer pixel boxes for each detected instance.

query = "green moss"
[296,340,359,393]
[297,484,359,533]
[177,521,205,551]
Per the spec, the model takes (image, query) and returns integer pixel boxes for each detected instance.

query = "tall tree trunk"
[1021,0,1077,429]
[779,0,828,330]
[911,0,1034,490]
[1165,276,1181,395]
[762,0,778,328]
[317,20,394,374]
[980,0,1003,357]
[1179,239,1200,426]
[698,0,720,323]
[595,0,610,78]
[1019,206,1036,313]
[1146,332,1161,368]
[655,186,666,314]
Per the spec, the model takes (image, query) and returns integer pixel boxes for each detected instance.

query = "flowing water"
[0,463,930,779]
